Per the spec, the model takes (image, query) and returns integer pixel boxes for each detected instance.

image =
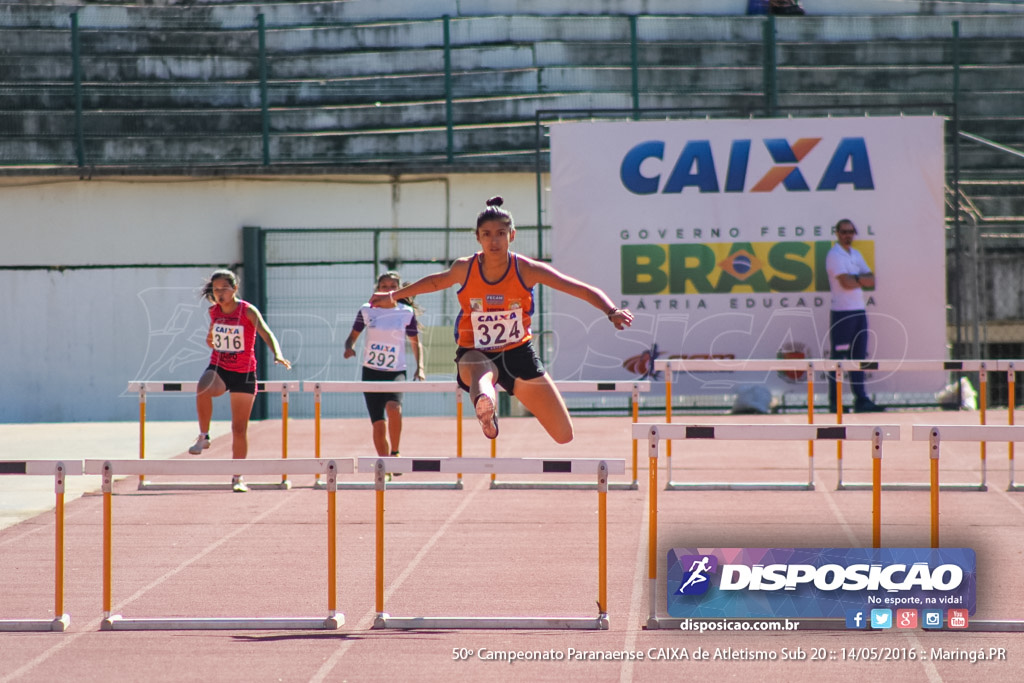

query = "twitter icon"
[870,609,893,629]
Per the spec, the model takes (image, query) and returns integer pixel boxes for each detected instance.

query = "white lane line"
[619,482,650,683]
[814,473,862,546]
[995,486,1024,516]
[815,474,943,683]
[308,475,490,683]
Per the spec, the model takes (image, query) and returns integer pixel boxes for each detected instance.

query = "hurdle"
[0,460,82,632]
[831,360,1002,491]
[488,381,650,490]
[127,380,299,490]
[83,457,351,631]
[359,456,624,629]
[912,424,1024,547]
[654,359,820,490]
[305,381,464,490]
[633,422,897,630]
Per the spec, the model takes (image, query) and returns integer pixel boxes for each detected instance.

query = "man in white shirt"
[825,219,883,413]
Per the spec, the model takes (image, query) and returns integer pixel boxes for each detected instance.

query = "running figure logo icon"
[676,554,718,596]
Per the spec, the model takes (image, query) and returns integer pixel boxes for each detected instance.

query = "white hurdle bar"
[489,381,650,491]
[358,456,625,630]
[83,457,352,631]
[305,381,464,490]
[654,359,821,489]
[127,380,300,490]
[633,423,897,630]
[0,460,82,632]
[656,357,1013,491]
[827,360,1001,491]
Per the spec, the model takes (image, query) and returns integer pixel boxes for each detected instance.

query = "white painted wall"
[0,173,541,422]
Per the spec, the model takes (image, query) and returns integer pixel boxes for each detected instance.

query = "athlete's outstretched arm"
[368,259,470,307]
[521,259,634,330]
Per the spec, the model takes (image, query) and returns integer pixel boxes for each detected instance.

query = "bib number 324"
[471,310,524,350]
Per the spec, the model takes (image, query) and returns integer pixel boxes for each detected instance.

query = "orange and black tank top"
[454,253,534,350]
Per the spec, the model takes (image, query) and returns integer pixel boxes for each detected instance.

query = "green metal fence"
[248,225,551,419]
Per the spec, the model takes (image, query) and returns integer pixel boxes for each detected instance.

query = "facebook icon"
[845,609,867,629]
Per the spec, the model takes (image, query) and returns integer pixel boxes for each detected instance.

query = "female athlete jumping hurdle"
[369,196,632,444]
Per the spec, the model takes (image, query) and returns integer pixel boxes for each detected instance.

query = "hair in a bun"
[476,195,514,231]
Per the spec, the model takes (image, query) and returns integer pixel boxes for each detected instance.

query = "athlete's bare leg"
[195,369,227,435]
[371,419,390,456]
[513,374,573,444]
[385,400,402,453]
[228,391,256,460]
[458,350,500,439]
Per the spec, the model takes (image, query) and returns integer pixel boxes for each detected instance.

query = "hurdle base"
[666,481,814,491]
[646,617,844,631]
[246,480,292,491]
[836,481,986,492]
[490,480,638,491]
[101,614,343,631]
[318,480,463,490]
[1007,483,1024,492]
[138,479,293,492]
[138,481,233,491]
[372,614,608,630]
[0,615,70,632]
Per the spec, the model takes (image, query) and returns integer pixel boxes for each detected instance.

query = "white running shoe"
[188,434,211,455]
[231,475,248,493]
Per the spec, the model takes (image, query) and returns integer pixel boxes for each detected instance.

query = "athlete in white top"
[344,272,425,458]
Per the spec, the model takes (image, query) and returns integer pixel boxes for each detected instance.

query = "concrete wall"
[0,172,539,422]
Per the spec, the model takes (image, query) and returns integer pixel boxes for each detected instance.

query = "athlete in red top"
[189,269,292,492]
[369,196,632,444]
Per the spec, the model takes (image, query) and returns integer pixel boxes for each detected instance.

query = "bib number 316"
[213,324,244,353]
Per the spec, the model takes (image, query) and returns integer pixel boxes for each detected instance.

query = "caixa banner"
[667,548,976,618]
[548,117,947,394]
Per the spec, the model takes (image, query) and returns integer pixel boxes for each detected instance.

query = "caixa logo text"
[719,563,964,592]
[620,137,874,195]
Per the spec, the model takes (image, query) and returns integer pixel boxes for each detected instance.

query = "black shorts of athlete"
[454,340,546,396]
[362,366,406,423]
[205,364,258,395]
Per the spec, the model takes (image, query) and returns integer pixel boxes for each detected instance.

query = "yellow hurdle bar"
[126,381,296,490]
[364,456,623,630]
[807,366,815,480]
[90,458,350,630]
[836,366,844,484]
[0,460,79,632]
[1010,364,1020,491]
[314,383,322,485]
[980,364,988,482]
